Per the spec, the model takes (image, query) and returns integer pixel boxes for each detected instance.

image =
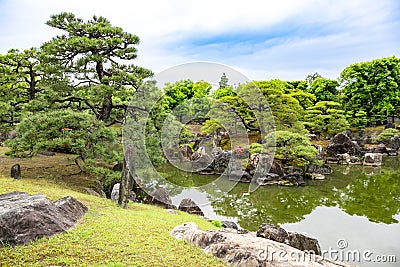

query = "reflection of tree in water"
[336,170,400,224]
[210,157,400,229]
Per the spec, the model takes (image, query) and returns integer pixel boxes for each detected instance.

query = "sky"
[0,0,399,81]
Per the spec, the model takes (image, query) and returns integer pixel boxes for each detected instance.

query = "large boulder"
[326,133,362,156]
[363,153,383,166]
[171,222,354,267]
[257,223,321,255]
[178,198,204,216]
[144,188,174,209]
[0,191,87,246]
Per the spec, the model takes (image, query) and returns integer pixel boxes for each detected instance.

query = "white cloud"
[0,0,399,80]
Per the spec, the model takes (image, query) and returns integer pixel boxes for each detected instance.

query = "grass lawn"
[0,153,227,266]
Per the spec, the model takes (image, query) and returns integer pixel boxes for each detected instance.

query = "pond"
[157,156,400,266]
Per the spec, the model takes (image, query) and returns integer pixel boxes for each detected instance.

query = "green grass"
[0,176,227,266]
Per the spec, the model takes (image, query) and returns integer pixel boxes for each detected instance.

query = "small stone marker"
[11,164,21,179]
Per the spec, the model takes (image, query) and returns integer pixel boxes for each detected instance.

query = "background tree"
[307,77,339,102]
[303,101,349,137]
[218,72,229,89]
[264,130,318,166]
[340,56,400,125]
[42,12,153,125]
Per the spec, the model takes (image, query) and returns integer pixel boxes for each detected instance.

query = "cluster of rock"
[171,222,356,267]
[0,191,87,246]
[325,133,400,167]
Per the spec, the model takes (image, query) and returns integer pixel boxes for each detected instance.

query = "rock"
[127,190,136,201]
[83,188,104,198]
[191,146,214,171]
[10,164,21,179]
[311,173,325,180]
[257,224,321,255]
[111,183,120,201]
[171,222,353,267]
[256,223,289,243]
[178,198,204,216]
[227,170,252,183]
[306,164,332,174]
[144,188,174,209]
[221,221,239,230]
[288,232,321,255]
[338,153,362,165]
[305,133,317,141]
[249,153,281,177]
[363,153,383,166]
[0,191,87,246]
[38,151,56,156]
[387,135,400,151]
[178,144,193,161]
[326,133,362,156]
[256,173,280,185]
[166,209,178,215]
[373,143,396,155]
[213,150,241,174]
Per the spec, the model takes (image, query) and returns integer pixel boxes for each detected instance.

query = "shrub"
[375,128,399,143]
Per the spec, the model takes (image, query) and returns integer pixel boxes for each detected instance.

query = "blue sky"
[0,0,399,80]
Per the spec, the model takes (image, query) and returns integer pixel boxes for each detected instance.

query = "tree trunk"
[97,94,113,122]
[118,145,134,209]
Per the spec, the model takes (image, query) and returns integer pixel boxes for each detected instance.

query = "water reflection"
[158,156,400,228]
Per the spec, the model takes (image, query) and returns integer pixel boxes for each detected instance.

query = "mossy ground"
[0,148,227,267]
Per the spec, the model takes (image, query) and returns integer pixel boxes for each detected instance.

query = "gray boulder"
[171,222,355,267]
[363,153,383,166]
[178,144,193,161]
[388,135,400,151]
[144,188,174,209]
[10,164,21,179]
[178,198,204,216]
[0,191,87,246]
[326,133,362,156]
[256,223,289,243]
[111,183,120,201]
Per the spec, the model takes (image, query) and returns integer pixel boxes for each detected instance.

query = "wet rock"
[144,188,174,209]
[363,153,383,166]
[256,173,280,185]
[306,164,332,174]
[11,164,21,179]
[171,222,350,267]
[326,133,362,156]
[0,191,87,246]
[338,153,362,165]
[249,153,283,177]
[178,198,204,216]
[111,183,120,201]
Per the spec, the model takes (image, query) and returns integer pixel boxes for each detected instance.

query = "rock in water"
[171,222,354,267]
[256,223,289,243]
[10,164,21,179]
[363,153,383,166]
[0,191,87,246]
[178,198,204,216]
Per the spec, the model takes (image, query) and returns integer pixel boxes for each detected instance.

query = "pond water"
[157,156,400,266]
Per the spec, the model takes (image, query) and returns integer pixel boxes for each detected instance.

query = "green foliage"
[345,110,368,129]
[288,91,316,109]
[375,128,400,143]
[248,143,263,154]
[212,86,236,99]
[201,119,224,134]
[340,56,400,124]
[307,77,339,102]
[42,12,153,124]
[264,131,318,166]
[212,220,223,228]
[5,109,116,160]
[303,101,349,137]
